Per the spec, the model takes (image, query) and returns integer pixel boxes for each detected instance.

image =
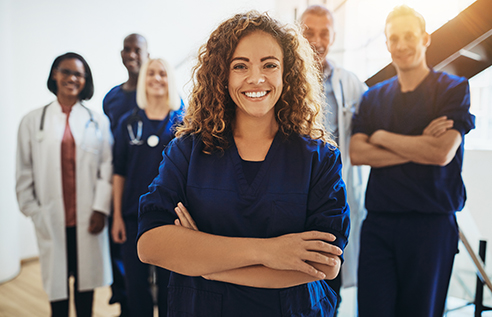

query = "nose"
[67,74,77,82]
[129,50,138,59]
[395,39,408,51]
[247,67,265,85]
[311,34,321,46]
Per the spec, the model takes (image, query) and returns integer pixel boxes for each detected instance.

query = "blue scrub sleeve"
[137,136,191,241]
[434,78,475,135]
[305,145,350,256]
[351,92,374,136]
[112,115,130,176]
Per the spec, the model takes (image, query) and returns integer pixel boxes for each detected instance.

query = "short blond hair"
[136,58,181,111]
[386,5,426,34]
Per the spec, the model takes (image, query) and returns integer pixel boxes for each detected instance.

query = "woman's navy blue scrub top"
[138,132,350,317]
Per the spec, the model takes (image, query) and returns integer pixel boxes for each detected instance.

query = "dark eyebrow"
[261,56,280,62]
[231,56,280,63]
[231,57,249,62]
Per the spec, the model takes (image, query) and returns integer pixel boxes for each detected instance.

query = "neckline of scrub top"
[140,108,172,138]
[229,131,281,198]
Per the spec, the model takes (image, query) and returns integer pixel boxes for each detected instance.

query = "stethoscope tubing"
[37,101,99,141]
[126,107,170,147]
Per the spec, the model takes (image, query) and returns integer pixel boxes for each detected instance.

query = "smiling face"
[146,60,168,98]
[121,35,148,75]
[385,15,430,73]
[228,31,283,120]
[52,58,86,100]
[301,13,335,66]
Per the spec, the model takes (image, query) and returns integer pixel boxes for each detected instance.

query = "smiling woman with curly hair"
[178,10,334,153]
[137,11,349,317]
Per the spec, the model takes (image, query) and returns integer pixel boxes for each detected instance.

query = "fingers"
[175,206,192,229]
[295,260,327,279]
[260,231,342,278]
[90,223,104,235]
[88,211,106,235]
[121,227,127,242]
[88,220,99,234]
[302,249,340,267]
[175,202,198,231]
[112,230,126,243]
[299,230,337,243]
[304,239,343,256]
[112,218,127,243]
[423,116,453,137]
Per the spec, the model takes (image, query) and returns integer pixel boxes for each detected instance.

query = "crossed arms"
[137,202,342,289]
[350,116,462,168]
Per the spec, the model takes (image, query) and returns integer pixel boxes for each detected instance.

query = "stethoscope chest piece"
[147,135,159,147]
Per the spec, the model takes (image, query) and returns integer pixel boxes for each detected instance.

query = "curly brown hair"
[176,10,333,153]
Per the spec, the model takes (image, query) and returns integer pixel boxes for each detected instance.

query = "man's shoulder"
[103,84,124,101]
[431,70,468,88]
[363,76,397,99]
[103,84,138,116]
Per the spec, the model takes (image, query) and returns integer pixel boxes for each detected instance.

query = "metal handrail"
[459,229,492,292]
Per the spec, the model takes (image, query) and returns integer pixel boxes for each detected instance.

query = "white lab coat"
[16,100,113,301]
[326,61,369,288]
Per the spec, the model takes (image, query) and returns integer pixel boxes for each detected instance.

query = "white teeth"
[245,91,267,98]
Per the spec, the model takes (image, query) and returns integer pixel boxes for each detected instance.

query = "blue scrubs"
[352,70,475,317]
[102,84,138,312]
[113,107,183,317]
[103,85,138,134]
[138,132,350,317]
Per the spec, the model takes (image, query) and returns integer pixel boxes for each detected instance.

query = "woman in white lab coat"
[16,52,113,317]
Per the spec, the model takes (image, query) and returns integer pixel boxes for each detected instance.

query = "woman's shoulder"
[288,133,339,158]
[165,133,204,158]
[20,102,54,124]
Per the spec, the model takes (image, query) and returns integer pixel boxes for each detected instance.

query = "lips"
[314,46,326,56]
[62,82,79,90]
[244,91,268,98]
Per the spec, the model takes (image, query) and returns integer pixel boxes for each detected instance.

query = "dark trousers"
[108,215,129,316]
[121,218,170,317]
[357,212,459,317]
[50,226,94,317]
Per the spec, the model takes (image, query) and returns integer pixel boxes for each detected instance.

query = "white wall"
[461,150,492,243]
[0,0,21,284]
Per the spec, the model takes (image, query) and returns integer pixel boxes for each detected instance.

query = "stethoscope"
[36,102,99,142]
[126,107,170,147]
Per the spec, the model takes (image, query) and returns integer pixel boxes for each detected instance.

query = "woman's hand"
[88,210,106,234]
[173,202,341,280]
[112,214,127,243]
[258,231,342,279]
[174,202,198,231]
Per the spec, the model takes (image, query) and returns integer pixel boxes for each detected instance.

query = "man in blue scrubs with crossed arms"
[350,5,475,317]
